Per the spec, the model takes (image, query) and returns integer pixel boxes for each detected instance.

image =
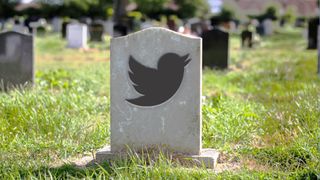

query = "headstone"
[96,27,219,168]
[89,23,104,42]
[104,20,114,36]
[307,18,319,49]
[0,31,34,90]
[201,27,229,69]
[241,30,253,48]
[29,19,47,37]
[0,18,5,31]
[256,25,264,36]
[12,25,29,34]
[61,21,69,39]
[262,19,273,35]
[302,28,308,40]
[52,16,60,32]
[113,24,128,38]
[66,23,88,49]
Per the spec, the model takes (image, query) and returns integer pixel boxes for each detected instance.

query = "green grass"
[0,29,319,179]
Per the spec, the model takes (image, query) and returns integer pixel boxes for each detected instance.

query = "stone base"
[96,146,219,169]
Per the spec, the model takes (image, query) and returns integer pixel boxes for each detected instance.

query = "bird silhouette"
[126,53,191,107]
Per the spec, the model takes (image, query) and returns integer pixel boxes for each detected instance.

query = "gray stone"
[52,17,61,32]
[201,27,229,69]
[0,31,34,90]
[97,27,219,168]
[262,19,273,35]
[66,23,88,49]
[104,20,114,36]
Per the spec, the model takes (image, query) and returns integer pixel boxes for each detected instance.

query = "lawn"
[0,29,319,179]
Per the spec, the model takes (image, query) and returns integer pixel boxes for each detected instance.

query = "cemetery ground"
[0,30,319,179]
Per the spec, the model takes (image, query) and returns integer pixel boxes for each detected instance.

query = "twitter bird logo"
[126,53,191,107]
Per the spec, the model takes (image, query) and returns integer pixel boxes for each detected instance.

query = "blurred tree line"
[0,0,210,20]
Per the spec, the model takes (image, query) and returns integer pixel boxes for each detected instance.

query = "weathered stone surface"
[0,31,34,89]
[66,23,88,49]
[110,27,202,155]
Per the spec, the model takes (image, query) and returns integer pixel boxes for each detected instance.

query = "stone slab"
[0,31,34,90]
[66,23,88,49]
[201,27,229,69]
[96,146,219,168]
[110,27,202,155]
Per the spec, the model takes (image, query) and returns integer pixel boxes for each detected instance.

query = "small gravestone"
[113,24,127,38]
[241,30,253,48]
[0,31,34,90]
[256,25,264,36]
[104,20,114,36]
[262,19,273,35]
[89,23,104,42]
[302,28,308,40]
[307,18,319,49]
[96,27,219,168]
[202,27,229,69]
[61,21,69,39]
[52,16,60,32]
[66,23,88,49]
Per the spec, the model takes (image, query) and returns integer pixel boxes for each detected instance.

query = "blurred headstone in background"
[302,28,308,40]
[0,31,34,90]
[89,23,104,42]
[202,17,229,69]
[66,23,88,49]
[61,21,70,39]
[262,19,273,35]
[307,18,319,49]
[104,20,114,36]
[51,16,61,32]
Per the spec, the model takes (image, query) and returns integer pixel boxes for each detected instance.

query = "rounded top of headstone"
[112,27,201,40]
[38,18,47,26]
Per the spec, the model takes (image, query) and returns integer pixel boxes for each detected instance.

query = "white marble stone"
[66,23,88,49]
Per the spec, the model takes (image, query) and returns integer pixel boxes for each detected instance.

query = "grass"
[0,29,319,179]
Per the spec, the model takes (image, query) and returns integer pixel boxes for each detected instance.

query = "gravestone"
[96,27,219,168]
[302,28,308,40]
[262,19,273,35]
[256,25,264,36]
[66,23,88,49]
[104,20,114,36]
[241,30,253,48]
[113,24,128,38]
[307,18,319,49]
[89,23,104,42]
[52,16,60,32]
[61,21,69,39]
[0,31,34,90]
[201,27,229,69]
